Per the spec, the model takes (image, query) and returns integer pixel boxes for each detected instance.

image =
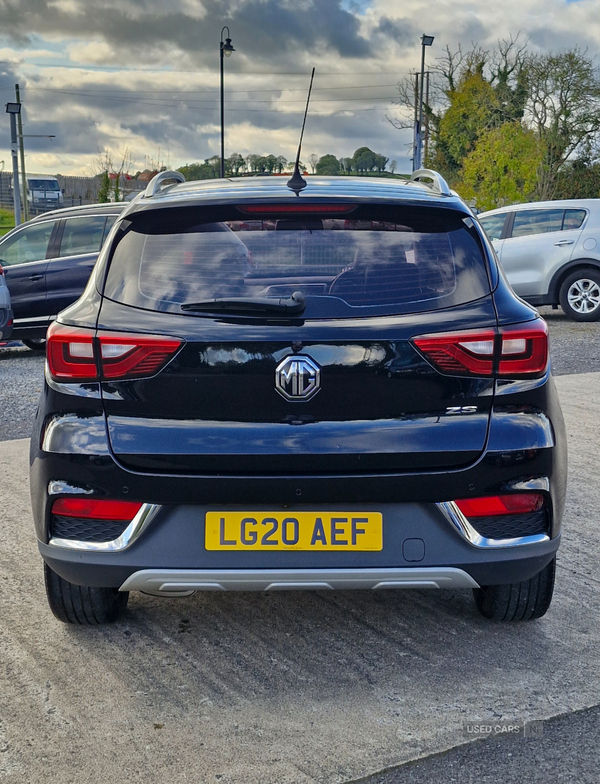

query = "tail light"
[47,322,182,381]
[0,264,4,275]
[455,494,544,518]
[52,498,143,520]
[412,319,548,378]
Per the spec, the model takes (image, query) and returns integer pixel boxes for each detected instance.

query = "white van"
[11,175,64,208]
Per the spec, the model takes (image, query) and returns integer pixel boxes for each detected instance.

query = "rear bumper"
[38,500,561,590]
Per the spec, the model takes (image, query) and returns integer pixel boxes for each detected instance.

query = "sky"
[0,0,599,177]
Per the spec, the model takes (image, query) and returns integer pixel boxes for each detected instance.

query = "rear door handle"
[29,274,44,281]
[554,240,574,246]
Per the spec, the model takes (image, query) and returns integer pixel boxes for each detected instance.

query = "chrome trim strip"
[119,567,479,593]
[506,477,551,493]
[49,503,161,552]
[437,501,550,549]
[13,315,53,324]
[48,481,93,496]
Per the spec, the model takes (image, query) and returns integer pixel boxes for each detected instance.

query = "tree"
[308,153,319,173]
[339,157,353,173]
[389,36,529,179]
[246,154,259,173]
[352,147,377,173]
[315,154,340,175]
[554,157,600,199]
[459,122,544,210]
[178,162,217,180]
[264,154,278,174]
[526,49,600,199]
[91,148,134,201]
[98,170,111,203]
[389,160,397,174]
[227,153,245,176]
[432,71,500,179]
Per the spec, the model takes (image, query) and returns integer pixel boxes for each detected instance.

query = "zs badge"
[275,355,321,401]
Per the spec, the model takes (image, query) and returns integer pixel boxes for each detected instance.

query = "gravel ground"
[0,306,598,442]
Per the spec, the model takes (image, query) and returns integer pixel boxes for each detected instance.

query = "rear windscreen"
[103,205,491,317]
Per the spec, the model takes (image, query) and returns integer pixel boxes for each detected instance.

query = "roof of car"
[28,202,128,223]
[123,175,468,216]
[479,199,600,217]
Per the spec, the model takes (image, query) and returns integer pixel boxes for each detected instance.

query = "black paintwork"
[30,177,568,590]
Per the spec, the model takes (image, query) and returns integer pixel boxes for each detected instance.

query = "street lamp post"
[6,101,22,226]
[414,34,434,171]
[220,26,235,178]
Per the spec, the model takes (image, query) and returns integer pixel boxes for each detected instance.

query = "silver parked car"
[479,199,600,321]
[0,263,13,341]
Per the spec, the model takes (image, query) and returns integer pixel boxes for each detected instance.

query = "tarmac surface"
[0,372,598,783]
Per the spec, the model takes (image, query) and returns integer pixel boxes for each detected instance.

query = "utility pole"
[424,71,430,166]
[412,72,419,171]
[15,84,28,222]
[6,102,22,226]
[415,34,434,171]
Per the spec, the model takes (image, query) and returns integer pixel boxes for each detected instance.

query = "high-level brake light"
[46,322,183,381]
[238,204,356,214]
[412,319,548,378]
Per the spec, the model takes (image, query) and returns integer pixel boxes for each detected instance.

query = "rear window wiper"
[181,290,306,315]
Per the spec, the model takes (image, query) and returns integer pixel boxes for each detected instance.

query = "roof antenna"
[286,67,315,196]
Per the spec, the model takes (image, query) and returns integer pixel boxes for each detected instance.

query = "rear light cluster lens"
[47,322,182,381]
[52,498,143,521]
[412,319,548,378]
[455,494,544,518]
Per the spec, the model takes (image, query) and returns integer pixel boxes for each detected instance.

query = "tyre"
[473,557,555,621]
[22,337,46,351]
[44,562,129,624]
[559,268,600,321]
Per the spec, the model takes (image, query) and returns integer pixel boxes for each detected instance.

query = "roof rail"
[409,169,452,197]
[142,170,186,199]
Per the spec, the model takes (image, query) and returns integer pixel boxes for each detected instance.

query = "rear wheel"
[22,337,46,351]
[473,557,555,621]
[44,562,129,624]
[559,268,600,321]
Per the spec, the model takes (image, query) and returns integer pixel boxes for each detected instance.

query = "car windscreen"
[28,180,60,190]
[103,205,491,318]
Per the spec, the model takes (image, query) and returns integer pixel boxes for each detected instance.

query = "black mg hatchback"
[30,170,567,624]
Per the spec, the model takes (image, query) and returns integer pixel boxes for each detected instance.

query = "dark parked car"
[0,202,125,349]
[30,170,567,625]
[0,263,13,341]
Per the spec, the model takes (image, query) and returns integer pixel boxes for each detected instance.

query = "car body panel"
[0,266,12,340]
[0,204,125,340]
[30,176,567,603]
[479,199,600,305]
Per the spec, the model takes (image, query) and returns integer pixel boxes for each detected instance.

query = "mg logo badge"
[275,355,321,401]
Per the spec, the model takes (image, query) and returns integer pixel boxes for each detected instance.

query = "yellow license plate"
[205,512,383,551]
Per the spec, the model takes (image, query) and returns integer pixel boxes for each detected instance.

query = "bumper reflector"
[51,498,143,521]
[455,494,544,518]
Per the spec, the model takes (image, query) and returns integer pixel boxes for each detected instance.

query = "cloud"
[0,0,599,175]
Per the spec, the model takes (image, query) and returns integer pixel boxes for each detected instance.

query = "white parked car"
[478,200,600,320]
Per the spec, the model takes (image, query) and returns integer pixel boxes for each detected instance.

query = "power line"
[26,87,396,105]
[17,62,406,75]
[20,82,402,96]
